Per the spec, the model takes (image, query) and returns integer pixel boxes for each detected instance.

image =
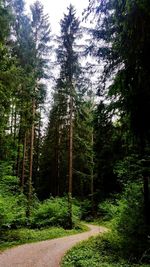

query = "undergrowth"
[61,233,150,267]
[0,223,88,251]
[61,182,150,267]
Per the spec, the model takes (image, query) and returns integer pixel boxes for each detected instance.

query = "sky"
[25,0,89,34]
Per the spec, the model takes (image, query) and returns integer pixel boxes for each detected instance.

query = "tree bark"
[34,110,41,189]
[14,106,17,141]
[21,131,27,192]
[57,125,61,196]
[68,94,73,229]
[91,130,94,216]
[16,122,22,178]
[10,102,14,135]
[27,98,35,219]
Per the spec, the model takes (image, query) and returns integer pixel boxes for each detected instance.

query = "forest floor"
[0,224,107,267]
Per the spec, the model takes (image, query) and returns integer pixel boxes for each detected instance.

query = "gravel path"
[0,224,107,267]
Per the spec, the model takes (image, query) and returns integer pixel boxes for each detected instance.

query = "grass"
[61,231,150,267]
[85,218,111,228]
[0,223,89,251]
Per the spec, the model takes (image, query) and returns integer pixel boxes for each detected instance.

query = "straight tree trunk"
[10,103,14,135]
[12,103,16,176]
[57,125,61,196]
[21,131,27,192]
[35,110,41,189]
[68,94,73,229]
[16,121,22,178]
[27,98,35,219]
[91,130,94,216]
[14,106,17,141]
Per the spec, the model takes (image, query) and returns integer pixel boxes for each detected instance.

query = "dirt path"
[0,224,107,267]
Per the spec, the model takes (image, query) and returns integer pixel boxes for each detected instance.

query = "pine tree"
[0,0,19,165]
[57,5,82,228]
[87,0,150,226]
[11,4,32,196]
[10,0,51,217]
[30,0,51,187]
[73,100,94,198]
[39,5,95,226]
[39,88,68,199]
[24,0,51,217]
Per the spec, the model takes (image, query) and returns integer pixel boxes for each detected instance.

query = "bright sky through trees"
[25,0,89,34]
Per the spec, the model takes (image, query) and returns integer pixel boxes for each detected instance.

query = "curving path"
[0,224,107,267]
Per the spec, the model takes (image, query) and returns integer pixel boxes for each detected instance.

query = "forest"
[0,0,150,266]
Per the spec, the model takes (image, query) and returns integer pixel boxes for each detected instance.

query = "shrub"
[113,182,150,262]
[0,172,27,230]
[0,194,27,230]
[98,200,118,221]
[31,197,80,229]
[96,181,150,263]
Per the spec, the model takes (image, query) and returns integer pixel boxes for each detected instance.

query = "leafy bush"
[98,200,118,221]
[0,170,27,230]
[62,232,149,267]
[114,155,142,184]
[31,197,80,229]
[0,167,81,231]
[97,181,150,263]
[0,194,26,230]
[113,182,150,261]
[0,175,20,194]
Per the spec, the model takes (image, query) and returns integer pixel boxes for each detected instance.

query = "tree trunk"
[16,122,22,178]
[10,102,14,135]
[68,94,73,229]
[56,124,61,196]
[14,107,17,141]
[91,130,94,216]
[27,98,35,219]
[21,131,27,192]
[34,110,41,189]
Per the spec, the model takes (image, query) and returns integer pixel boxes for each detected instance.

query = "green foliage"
[98,200,118,221]
[0,173,20,195]
[112,182,150,261]
[0,163,27,230]
[73,100,94,197]
[62,232,149,267]
[114,154,143,184]
[93,102,122,201]
[88,0,150,143]
[99,182,150,262]
[62,234,132,267]
[62,237,101,267]
[0,193,26,230]
[0,2,150,267]
[62,182,150,267]
[80,199,93,221]
[0,1,20,148]
[39,5,92,201]
[0,224,87,251]
[31,197,81,229]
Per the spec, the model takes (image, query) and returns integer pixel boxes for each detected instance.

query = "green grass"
[0,223,89,251]
[61,232,150,267]
[85,218,111,228]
